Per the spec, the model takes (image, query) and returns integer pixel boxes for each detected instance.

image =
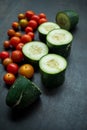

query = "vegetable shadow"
[8,97,42,122]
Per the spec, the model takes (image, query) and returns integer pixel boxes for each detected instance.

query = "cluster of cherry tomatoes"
[0,10,47,86]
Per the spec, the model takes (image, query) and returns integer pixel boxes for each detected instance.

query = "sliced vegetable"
[39,54,67,88]
[22,41,49,65]
[46,29,73,57]
[56,10,79,30]
[38,22,60,43]
[6,76,41,109]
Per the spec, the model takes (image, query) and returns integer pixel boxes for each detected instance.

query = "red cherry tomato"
[27,32,35,40]
[3,73,16,85]
[16,43,24,51]
[10,36,21,48]
[25,26,33,33]
[39,18,47,25]
[0,51,10,60]
[11,50,23,63]
[7,63,19,75]
[25,10,35,20]
[28,20,38,30]
[39,13,47,19]
[31,14,40,23]
[21,34,32,43]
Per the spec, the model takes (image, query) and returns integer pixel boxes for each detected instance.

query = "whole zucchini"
[6,76,41,109]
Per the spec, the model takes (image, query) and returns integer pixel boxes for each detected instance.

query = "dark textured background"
[0,0,87,130]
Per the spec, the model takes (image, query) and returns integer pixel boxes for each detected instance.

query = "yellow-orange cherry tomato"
[19,19,28,29]
[12,22,19,30]
[3,58,13,67]
[3,40,10,49]
[7,29,16,37]
[19,64,34,78]
[18,13,26,20]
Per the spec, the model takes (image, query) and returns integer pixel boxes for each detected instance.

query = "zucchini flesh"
[46,29,73,57]
[39,54,67,87]
[22,41,49,64]
[38,22,60,43]
[56,10,79,30]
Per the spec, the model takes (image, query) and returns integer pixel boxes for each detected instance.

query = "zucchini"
[6,76,41,109]
[22,41,49,65]
[46,29,73,57]
[39,54,67,88]
[38,22,60,43]
[56,10,79,30]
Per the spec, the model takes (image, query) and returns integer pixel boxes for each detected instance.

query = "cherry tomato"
[3,58,13,67]
[31,14,40,23]
[12,22,19,30]
[7,63,19,75]
[18,13,26,20]
[16,43,24,51]
[19,19,28,29]
[3,73,16,85]
[10,36,21,48]
[27,32,35,40]
[39,18,47,25]
[15,32,22,38]
[39,13,46,19]
[25,10,35,20]
[0,51,10,60]
[21,34,32,43]
[19,64,34,78]
[3,40,10,49]
[25,26,33,33]
[11,50,23,63]
[28,20,38,30]
[7,29,16,37]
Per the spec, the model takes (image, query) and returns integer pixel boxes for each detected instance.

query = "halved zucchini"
[39,54,67,88]
[46,29,73,57]
[56,10,79,30]
[38,22,60,43]
[22,41,49,65]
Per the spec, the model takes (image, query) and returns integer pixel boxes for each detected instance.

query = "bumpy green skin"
[6,76,41,109]
[56,10,79,30]
[47,41,72,58]
[40,69,66,88]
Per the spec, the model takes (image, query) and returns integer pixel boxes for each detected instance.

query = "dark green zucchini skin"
[40,69,66,88]
[47,41,72,58]
[56,10,79,30]
[39,32,46,43]
[6,76,41,109]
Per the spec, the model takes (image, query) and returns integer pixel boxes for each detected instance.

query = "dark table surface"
[0,0,87,130]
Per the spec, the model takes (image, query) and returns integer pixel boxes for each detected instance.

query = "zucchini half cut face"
[22,41,49,64]
[46,29,73,57]
[39,54,67,88]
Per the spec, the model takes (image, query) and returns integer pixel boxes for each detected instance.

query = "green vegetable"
[22,41,49,65]
[39,54,67,88]
[56,10,79,30]
[38,22,60,43]
[6,76,41,109]
[46,29,73,57]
